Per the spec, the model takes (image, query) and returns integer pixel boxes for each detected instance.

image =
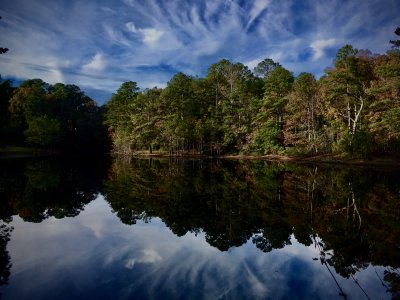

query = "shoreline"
[125,152,400,168]
[2,146,399,168]
[0,146,56,159]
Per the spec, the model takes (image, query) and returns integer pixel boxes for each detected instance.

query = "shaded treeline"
[0,79,110,153]
[104,30,400,158]
[102,158,400,297]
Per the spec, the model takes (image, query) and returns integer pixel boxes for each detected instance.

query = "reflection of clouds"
[125,258,136,269]
[242,260,269,298]
[3,196,392,300]
[138,249,162,264]
[125,249,162,269]
[79,195,112,238]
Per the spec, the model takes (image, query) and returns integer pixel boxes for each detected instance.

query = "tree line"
[0,79,109,153]
[105,29,400,158]
[1,28,398,157]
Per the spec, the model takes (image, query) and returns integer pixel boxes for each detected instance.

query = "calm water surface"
[0,157,399,299]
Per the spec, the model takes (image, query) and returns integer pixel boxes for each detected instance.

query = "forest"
[0,79,109,153]
[104,30,400,158]
[1,28,399,158]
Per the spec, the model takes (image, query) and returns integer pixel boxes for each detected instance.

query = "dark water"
[0,156,399,300]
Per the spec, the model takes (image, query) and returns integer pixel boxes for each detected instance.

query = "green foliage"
[104,81,140,154]
[368,52,400,153]
[9,79,49,122]
[249,121,282,154]
[0,80,15,146]
[351,130,373,158]
[104,81,139,129]
[24,115,61,148]
[334,44,358,68]
[263,66,294,97]
[253,58,281,79]
[285,73,323,154]
[131,88,162,153]
[249,66,293,154]
[321,45,377,156]
[2,78,108,152]
[102,33,399,158]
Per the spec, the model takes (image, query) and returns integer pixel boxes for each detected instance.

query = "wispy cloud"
[1,0,399,103]
[82,53,107,72]
[125,21,137,33]
[246,0,271,30]
[140,28,164,46]
[310,38,337,61]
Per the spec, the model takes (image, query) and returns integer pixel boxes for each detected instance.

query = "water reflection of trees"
[103,158,400,296]
[0,222,12,296]
[0,156,109,294]
[0,157,108,222]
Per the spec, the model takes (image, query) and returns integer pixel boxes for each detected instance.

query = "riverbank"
[3,146,398,168]
[0,146,59,159]
[223,153,400,167]
[126,151,400,168]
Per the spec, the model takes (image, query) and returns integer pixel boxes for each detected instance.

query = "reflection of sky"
[1,195,391,300]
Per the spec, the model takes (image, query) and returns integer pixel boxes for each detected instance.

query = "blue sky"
[1,0,399,104]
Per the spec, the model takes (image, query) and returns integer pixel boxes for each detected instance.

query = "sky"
[0,0,399,104]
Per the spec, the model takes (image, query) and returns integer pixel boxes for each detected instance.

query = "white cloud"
[138,248,162,263]
[310,38,337,61]
[101,7,117,14]
[139,28,164,46]
[192,40,220,57]
[125,21,137,33]
[246,0,271,30]
[103,23,131,46]
[82,53,107,72]
[125,248,162,269]
[125,258,136,269]
[46,62,65,83]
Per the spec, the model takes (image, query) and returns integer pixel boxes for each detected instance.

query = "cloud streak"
[310,38,337,61]
[82,53,107,72]
[0,0,399,103]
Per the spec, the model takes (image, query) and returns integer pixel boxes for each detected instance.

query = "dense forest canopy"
[1,28,399,157]
[0,79,109,152]
[103,29,400,158]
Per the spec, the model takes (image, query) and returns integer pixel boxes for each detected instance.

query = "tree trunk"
[352,97,364,137]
